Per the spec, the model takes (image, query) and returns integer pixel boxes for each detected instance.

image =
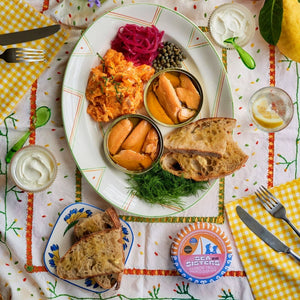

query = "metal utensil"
[224,37,256,70]
[0,48,45,63]
[0,24,60,45]
[255,186,300,238]
[5,106,51,163]
[236,205,300,263]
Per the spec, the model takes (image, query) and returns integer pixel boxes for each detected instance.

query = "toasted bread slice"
[56,228,124,280]
[74,207,121,240]
[164,117,236,157]
[160,139,248,181]
[94,273,123,290]
[74,207,123,290]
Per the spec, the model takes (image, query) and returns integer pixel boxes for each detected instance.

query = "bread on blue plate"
[74,207,121,240]
[56,228,124,280]
[73,207,123,289]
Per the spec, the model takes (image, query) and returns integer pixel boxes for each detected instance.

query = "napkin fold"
[0,0,68,122]
[226,178,300,299]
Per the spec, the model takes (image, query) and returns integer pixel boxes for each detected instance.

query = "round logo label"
[171,223,232,284]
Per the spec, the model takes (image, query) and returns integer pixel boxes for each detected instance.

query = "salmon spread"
[86,49,155,123]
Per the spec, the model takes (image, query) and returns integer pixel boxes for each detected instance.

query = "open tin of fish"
[103,114,163,175]
[144,68,203,128]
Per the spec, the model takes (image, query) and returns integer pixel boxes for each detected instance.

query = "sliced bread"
[94,273,123,290]
[163,117,236,157]
[74,207,121,240]
[160,139,248,181]
[73,207,123,289]
[56,228,124,280]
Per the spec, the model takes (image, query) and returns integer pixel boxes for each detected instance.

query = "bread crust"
[163,117,236,158]
[161,139,248,181]
[56,228,124,280]
[73,207,123,289]
[74,207,121,240]
[161,118,248,181]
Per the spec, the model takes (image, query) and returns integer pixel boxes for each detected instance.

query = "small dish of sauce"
[10,145,57,192]
[208,3,255,49]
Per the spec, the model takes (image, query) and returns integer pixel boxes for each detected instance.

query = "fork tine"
[257,187,276,208]
[16,58,45,62]
[261,186,279,203]
[255,191,272,210]
[0,48,45,63]
[15,48,45,53]
[17,54,45,59]
[15,48,45,62]
[260,186,279,206]
[15,56,45,62]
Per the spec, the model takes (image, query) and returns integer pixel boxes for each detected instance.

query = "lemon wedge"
[252,98,284,129]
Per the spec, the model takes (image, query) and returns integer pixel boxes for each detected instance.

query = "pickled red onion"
[111,24,164,66]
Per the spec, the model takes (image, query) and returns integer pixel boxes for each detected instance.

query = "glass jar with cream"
[208,3,255,49]
[10,145,57,192]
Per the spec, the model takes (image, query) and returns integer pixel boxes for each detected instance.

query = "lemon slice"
[252,98,284,129]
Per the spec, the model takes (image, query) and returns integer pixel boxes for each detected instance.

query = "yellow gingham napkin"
[0,0,68,122]
[226,178,300,299]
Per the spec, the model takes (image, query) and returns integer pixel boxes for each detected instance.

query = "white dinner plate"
[43,203,134,293]
[61,3,233,217]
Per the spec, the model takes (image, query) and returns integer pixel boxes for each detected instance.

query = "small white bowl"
[208,3,255,49]
[10,145,57,192]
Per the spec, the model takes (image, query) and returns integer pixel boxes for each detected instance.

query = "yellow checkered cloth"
[0,0,68,122]
[226,178,300,299]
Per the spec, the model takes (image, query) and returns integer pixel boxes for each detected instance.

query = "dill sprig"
[127,163,208,208]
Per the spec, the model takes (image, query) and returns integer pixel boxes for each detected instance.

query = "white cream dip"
[11,146,57,192]
[209,3,255,48]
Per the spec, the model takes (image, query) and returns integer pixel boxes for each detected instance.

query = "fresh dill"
[127,163,208,208]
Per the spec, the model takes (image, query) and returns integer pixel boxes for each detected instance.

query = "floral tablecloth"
[0,0,299,299]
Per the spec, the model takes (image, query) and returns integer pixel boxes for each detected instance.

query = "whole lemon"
[277,0,300,62]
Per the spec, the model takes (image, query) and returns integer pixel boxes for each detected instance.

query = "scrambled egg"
[86,49,155,122]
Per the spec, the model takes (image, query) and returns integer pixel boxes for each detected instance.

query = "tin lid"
[171,222,232,284]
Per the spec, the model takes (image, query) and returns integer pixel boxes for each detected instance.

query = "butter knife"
[0,24,60,45]
[236,205,300,263]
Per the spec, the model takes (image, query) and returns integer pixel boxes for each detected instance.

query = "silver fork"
[255,185,300,238]
[0,48,45,63]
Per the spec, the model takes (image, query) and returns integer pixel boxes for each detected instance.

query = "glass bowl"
[103,114,163,175]
[10,145,57,192]
[144,68,203,128]
[208,3,255,49]
[248,86,294,133]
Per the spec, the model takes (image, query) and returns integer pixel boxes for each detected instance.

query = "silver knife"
[236,205,300,263]
[0,24,60,45]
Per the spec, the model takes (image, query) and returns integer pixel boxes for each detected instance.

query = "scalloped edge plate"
[43,203,134,293]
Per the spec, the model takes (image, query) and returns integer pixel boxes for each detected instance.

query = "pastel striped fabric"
[226,178,300,299]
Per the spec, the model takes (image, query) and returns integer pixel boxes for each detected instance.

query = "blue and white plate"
[43,203,134,293]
